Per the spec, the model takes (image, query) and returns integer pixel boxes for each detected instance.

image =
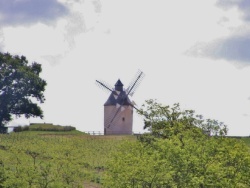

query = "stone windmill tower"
[96,70,145,135]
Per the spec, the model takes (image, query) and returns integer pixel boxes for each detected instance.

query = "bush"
[13,126,29,132]
[13,124,76,132]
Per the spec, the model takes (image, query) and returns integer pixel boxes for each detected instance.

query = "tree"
[138,99,228,139]
[0,52,46,129]
[104,100,250,187]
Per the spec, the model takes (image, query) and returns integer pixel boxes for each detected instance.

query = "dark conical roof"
[115,79,123,92]
[104,90,132,106]
[115,79,123,86]
[104,79,131,106]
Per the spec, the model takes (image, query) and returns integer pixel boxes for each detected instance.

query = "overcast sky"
[1,0,250,135]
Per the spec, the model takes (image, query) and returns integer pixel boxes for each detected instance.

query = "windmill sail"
[127,70,145,96]
[96,70,145,134]
[104,89,131,128]
[105,70,144,128]
[96,80,116,95]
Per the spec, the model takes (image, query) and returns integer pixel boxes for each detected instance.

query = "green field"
[239,137,250,147]
[1,127,250,188]
[0,130,135,188]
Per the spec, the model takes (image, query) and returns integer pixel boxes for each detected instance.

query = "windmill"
[96,70,145,135]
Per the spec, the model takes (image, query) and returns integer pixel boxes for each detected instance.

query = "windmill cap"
[115,79,123,92]
[115,79,123,86]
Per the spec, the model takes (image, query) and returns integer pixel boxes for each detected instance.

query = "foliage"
[0,52,46,127]
[104,137,250,187]
[0,132,131,187]
[241,137,250,147]
[13,124,76,132]
[104,100,250,187]
[139,99,228,138]
[0,124,249,188]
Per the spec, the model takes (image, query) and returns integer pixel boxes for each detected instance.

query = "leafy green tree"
[139,99,227,139]
[0,52,46,128]
[104,100,250,187]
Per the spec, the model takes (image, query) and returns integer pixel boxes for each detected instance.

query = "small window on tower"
[122,117,125,122]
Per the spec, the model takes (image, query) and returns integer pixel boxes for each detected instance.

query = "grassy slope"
[4,127,250,187]
[1,131,135,188]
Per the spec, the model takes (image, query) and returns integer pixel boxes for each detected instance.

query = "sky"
[1,0,250,136]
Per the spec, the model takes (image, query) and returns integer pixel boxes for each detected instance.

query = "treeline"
[13,124,76,132]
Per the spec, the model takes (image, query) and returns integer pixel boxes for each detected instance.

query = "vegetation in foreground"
[0,131,133,188]
[104,100,250,188]
[0,100,249,187]
[241,137,250,147]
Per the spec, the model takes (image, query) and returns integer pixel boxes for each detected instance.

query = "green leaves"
[104,135,250,187]
[104,100,250,187]
[0,52,46,126]
[139,99,228,138]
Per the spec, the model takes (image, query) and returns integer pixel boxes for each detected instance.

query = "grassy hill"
[1,126,250,187]
[0,130,135,187]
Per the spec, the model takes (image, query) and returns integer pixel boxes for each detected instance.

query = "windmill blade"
[105,102,144,129]
[105,103,124,128]
[125,86,130,95]
[105,92,129,128]
[105,98,142,129]
[113,94,118,100]
[127,70,145,96]
[127,97,139,111]
[128,105,133,111]
[130,103,140,112]
[131,100,137,106]
[96,80,116,94]
[116,103,121,109]
[107,105,124,128]
[121,106,126,112]
[130,91,135,96]
[101,70,145,130]
[96,80,113,92]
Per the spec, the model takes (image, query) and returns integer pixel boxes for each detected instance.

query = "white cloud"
[187,0,250,66]
[186,30,250,65]
[0,0,68,26]
[216,0,250,22]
